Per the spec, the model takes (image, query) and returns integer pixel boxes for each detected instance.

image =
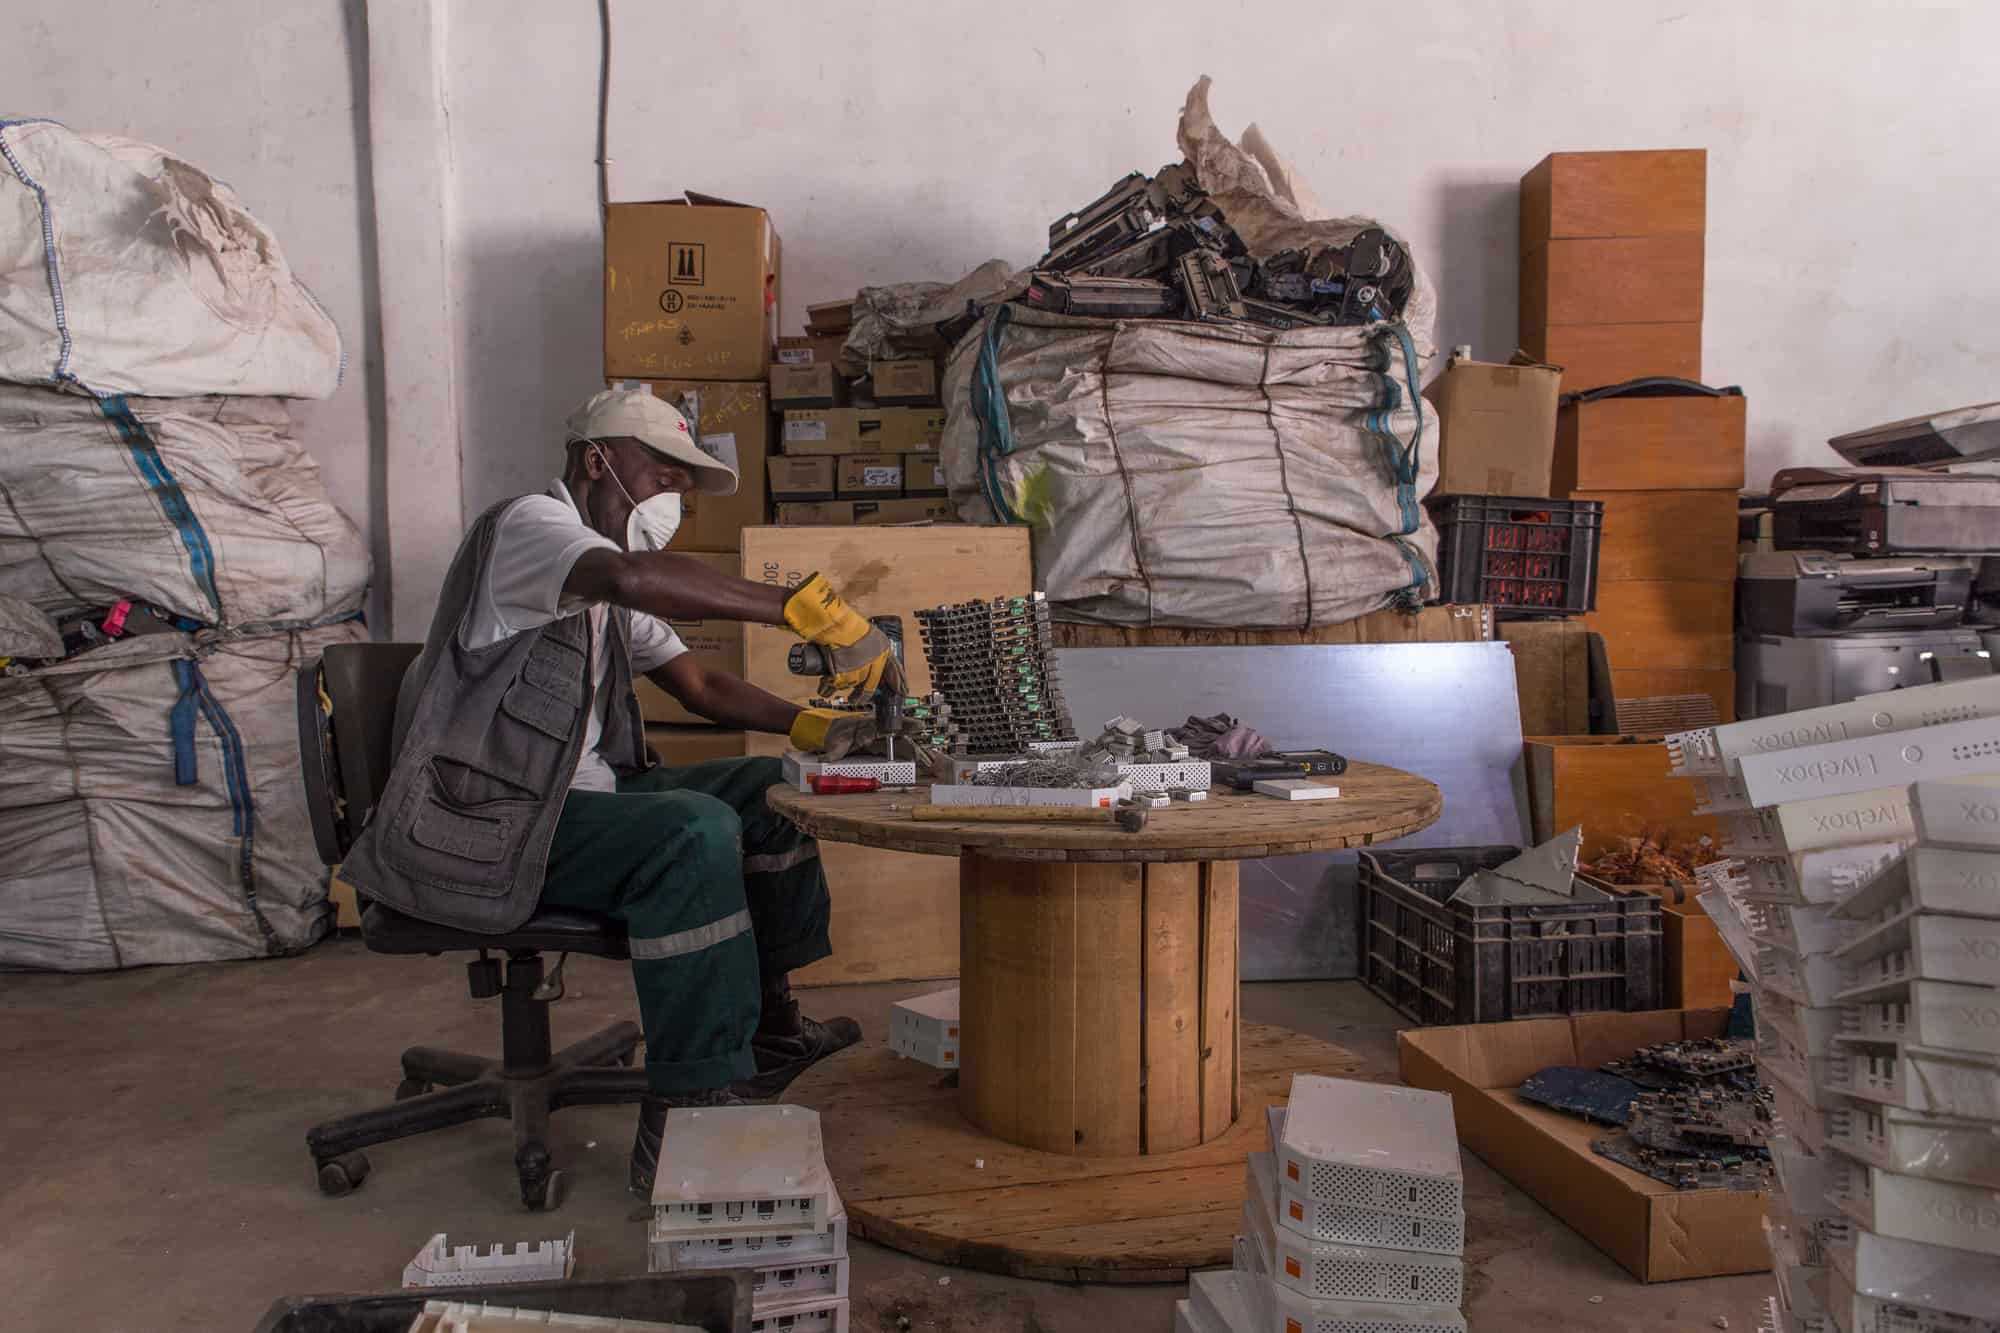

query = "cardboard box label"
[786,418,829,443]
[864,465,899,487]
[778,347,811,365]
[702,431,738,472]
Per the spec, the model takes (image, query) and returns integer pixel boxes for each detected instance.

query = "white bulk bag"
[0,384,369,628]
[0,621,362,970]
[0,118,342,399]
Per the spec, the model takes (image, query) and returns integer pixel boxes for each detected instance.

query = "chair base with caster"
[305,936,648,1211]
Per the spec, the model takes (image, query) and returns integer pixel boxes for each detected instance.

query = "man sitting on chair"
[342,387,895,1196]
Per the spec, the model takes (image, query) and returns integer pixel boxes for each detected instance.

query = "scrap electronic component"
[1176,248,1247,321]
[1022,272,1183,320]
[1591,1130,1774,1192]
[1516,1066,1644,1126]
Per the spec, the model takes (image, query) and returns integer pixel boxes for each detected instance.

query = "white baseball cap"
[564,387,739,496]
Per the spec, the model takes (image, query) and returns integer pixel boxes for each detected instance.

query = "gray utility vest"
[340,498,650,933]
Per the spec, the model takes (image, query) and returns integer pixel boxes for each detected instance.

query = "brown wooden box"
[1521,321,1702,392]
[1612,668,1737,724]
[1520,234,1705,331]
[1574,490,1738,582]
[1554,394,1746,493]
[1501,621,1591,736]
[1520,150,1707,252]
[1523,736,1720,862]
[1584,579,1734,670]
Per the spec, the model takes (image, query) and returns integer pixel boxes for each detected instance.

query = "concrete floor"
[0,939,1776,1331]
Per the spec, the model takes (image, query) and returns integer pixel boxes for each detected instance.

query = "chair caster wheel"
[317,1150,371,1197]
[522,1168,566,1211]
[395,1078,431,1101]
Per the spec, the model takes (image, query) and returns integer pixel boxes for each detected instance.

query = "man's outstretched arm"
[567,548,788,625]
[649,656,800,734]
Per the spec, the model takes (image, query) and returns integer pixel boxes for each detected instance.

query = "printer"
[1739,550,1976,636]
[1829,401,2000,468]
[1769,467,2000,555]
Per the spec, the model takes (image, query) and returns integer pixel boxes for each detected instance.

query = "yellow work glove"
[783,572,902,706]
[789,708,880,761]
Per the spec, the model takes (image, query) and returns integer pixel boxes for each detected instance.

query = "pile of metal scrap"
[1518,1035,1772,1192]
[1446,829,1589,907]
[1023,165,1414,332]
[914,593,1077,752]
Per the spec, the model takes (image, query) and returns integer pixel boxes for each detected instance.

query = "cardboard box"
[902,450,946,497]
[1398,1008,1768,1283]
[768,362,843,408]
[1521,322,1702,393]
[1523,735,1721,861]
[617,379,771,551]
[1048,604,1494,648]
[1519,150,1707,251]
[1555,395,1746,493]
[1584,580,1735,670]
[644,726,748,766]
[767,455,835,501]
[835,452,904,497]
[805,299,853,335]
[740,526,1032,986]
[1501,620,1591,736]
[1572,489,1738,582]
[1612,667,1736,724]
[774,499,952,526]
[782,407,939,455]
[1424,357,1562,497]
[870,358,938,404]
[1520,234,1705,331]
[628,551,745,725]
[775,333,847,366]
[604,199,777,381]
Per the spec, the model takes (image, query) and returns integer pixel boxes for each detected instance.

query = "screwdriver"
[809,774,881,795]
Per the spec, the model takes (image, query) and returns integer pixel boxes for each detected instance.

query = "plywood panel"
[1573,490,1739,583]
[1523,737,1721,861]
[1522,234,1705,330]
[1520,149,1707,251]
[1142,863,1204,1154]
[1199,861,1240,1139]
[1072,863,1144,1155]
[1555,396,1746,494]
[1523,322,1702,392]
[959,858,1078,1153]
[1584,580,1735,670]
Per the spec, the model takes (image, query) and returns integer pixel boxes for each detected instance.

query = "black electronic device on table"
[1212,749,1349,792]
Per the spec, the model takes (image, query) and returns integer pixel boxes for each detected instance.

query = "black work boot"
[629,1087,749,1200]
[732,976,862,1100]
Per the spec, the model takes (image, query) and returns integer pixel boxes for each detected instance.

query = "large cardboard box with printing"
[618,379,770,552]
[604,198,777,381]
[1400,1008,1767,1283]
[740,525,1032,985]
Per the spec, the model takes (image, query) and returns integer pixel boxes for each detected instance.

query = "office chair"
[297,642,648,1210]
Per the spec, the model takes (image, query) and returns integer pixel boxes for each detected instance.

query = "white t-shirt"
[462,481,688,793]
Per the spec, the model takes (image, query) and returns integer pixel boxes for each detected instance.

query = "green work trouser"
[538,756,830,1095]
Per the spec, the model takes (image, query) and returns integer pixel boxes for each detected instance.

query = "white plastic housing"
[1275,1075,1463,1220]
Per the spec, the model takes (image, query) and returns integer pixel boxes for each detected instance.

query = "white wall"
[3,1,384,576]
[446,0,2000,505]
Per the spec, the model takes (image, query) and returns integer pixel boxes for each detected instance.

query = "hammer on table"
[909,803,1149,833]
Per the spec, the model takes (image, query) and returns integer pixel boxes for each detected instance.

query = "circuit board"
[1517,1066,1644,1126]
[1591,1131,1774,1192]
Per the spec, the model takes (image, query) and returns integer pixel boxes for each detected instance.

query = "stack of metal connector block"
[897,692,962,757]
[914,594,1076,752]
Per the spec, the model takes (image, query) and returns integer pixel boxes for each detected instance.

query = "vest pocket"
[387,759,535,894]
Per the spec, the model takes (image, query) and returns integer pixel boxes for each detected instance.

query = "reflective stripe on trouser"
[538,755,832,1095]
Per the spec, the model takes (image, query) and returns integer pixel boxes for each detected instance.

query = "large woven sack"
[940,305,1439,627]
[0,620,362,970]
[0,118,342,399]
[0,384,369,628]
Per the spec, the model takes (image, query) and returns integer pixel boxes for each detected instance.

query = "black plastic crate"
[1356,845,1663,1026]
[254,1273,749,1333]
[1429,494,1603,615]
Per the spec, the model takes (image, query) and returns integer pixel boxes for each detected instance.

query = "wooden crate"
[1612,668,1736,723]
[740,523,1033,986]
[1523,321,1702,393]
[1572,490,1739,582]
[1584,580,1735,670]
[1520,234,1705,331]
[1523,735,1720,862]
[1520,149,1708,250]
[1500,621,1591,736]
[1555,395,1746,493]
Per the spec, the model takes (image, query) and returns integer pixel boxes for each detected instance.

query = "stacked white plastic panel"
[1664,686,2000,1331]
[645,1106,850,1333]
[1182,1076,1466,1333]
[889,987,959,1069]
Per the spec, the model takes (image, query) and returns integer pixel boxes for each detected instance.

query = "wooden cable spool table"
[768,760,1441,1281]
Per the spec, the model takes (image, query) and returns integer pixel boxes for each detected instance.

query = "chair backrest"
[297,641,422,864]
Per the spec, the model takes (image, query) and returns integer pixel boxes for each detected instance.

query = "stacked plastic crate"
[645,1106,849,1333]
[1665,677,2000,1332]
[1173,1074,1467,1333]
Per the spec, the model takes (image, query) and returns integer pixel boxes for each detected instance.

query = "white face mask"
[593,443,683,551]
